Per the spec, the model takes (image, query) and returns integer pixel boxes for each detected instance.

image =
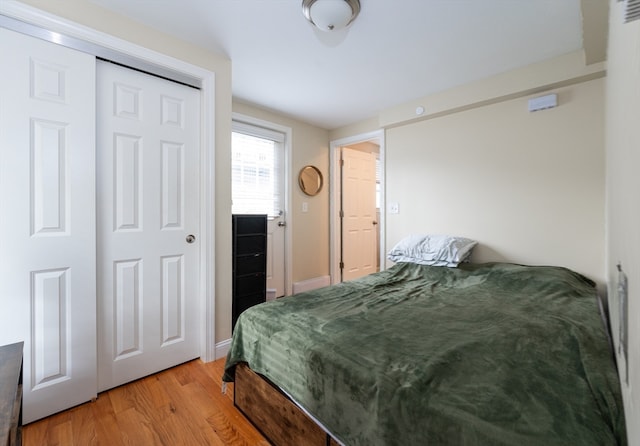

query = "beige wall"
[605,1,640,443]
[232,101,330,285]
[329,116,379,141]
[13,0,236,348]
[385,78,606,287]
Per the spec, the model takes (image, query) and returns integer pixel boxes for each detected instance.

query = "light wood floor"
[23,358,270,446]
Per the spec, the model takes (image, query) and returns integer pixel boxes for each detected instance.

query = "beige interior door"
[96,61,201,391]
[341,148,377,281]
[0,28,97,423]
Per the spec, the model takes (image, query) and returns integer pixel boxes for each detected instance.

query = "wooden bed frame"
[234,363,341,446]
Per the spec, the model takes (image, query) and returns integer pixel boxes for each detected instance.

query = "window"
[232,121,285,217]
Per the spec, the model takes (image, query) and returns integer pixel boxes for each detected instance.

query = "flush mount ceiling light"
[302,0,361,32]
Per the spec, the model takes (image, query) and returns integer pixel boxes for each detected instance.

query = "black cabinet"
[232,214,267,330]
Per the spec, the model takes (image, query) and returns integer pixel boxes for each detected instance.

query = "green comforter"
[224,262,626,445]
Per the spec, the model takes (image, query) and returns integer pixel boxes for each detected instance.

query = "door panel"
[96,61,200,391]
[0,28,97,423]
[267,216,285,297]
[341,148,377,281]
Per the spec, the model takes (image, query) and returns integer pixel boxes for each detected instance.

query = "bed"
[223,239,626,445]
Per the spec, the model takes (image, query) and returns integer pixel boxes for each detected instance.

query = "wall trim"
[215,339,232,360]
[292,275,331,294]
[379,50,606,129]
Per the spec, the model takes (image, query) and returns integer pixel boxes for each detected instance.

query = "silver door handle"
[186,234,196,243]
[278,221,286,227]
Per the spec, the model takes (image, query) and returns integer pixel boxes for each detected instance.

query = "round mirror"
[298,165,323,196]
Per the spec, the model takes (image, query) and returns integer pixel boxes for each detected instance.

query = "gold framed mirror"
[298,165,323,196]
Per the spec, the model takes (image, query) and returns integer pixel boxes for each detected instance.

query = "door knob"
[278,221,286,227]
[372,221,378,225]
[186,234,196,243]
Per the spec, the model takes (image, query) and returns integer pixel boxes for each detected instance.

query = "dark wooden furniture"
[0,342,23,446]
[232,214,267,330]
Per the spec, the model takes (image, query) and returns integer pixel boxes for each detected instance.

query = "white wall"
[605,1,640,443]
[386,78,606,288]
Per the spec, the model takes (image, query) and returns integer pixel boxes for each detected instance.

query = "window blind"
[231,122,284,217]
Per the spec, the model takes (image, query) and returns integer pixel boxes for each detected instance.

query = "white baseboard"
[215,338,231,360]
[292,275,331,294]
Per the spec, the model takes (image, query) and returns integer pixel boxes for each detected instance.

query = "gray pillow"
[387,234,477,267]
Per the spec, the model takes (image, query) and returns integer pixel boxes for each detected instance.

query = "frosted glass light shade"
[302,0,361,32]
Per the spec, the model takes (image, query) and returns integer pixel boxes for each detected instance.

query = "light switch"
[302,202,308,213]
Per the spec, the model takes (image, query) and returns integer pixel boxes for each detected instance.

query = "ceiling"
[90,0,597,130]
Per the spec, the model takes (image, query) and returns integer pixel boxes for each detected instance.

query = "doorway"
[330,130,385,284]
[231,113,292,297]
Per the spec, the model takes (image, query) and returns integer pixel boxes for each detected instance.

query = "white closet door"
[96,61,201,391]
[0,28,97,423]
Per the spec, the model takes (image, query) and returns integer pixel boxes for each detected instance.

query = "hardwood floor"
[22,358,270,446]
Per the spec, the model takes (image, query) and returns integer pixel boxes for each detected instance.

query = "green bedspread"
[224,262,626,445]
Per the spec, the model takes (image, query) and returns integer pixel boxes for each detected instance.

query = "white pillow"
[387,234,477,267]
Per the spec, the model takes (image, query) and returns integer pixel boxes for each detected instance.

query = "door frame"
[0,3,218,361]
[329,130,385,285]
[232,112,293,296]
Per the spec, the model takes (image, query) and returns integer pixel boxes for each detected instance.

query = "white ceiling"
[91,0,587,130]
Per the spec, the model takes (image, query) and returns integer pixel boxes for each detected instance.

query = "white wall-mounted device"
[619,0,640,24]
[527,93,558,112]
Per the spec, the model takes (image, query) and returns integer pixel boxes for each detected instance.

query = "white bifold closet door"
[96,60,201,392]
[0,28,97,423]
[0,27,202,422]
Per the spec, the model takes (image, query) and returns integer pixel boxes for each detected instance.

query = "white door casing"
[267,135,286,298]
[0,28,97,423]
[341,148,377,281]
[96,61,201,391]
